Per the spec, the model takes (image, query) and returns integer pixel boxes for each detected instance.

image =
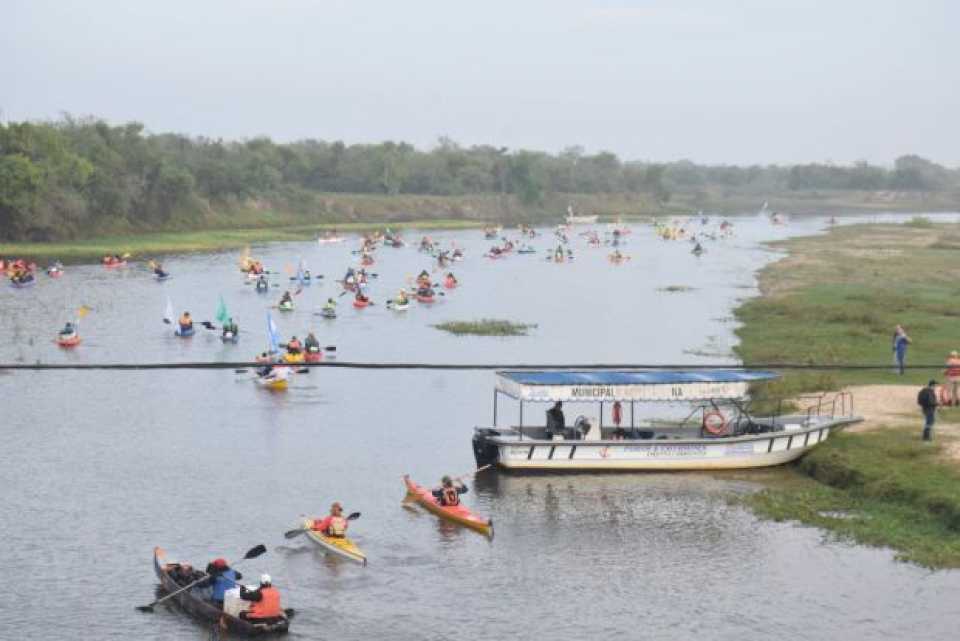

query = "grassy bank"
[433,319,537,336]
[743,427,960,568]
[0,218,484,263]
[735,221,960,398]
[734,220,960,568]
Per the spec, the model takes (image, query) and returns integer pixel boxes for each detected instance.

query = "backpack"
[918,387,935,408]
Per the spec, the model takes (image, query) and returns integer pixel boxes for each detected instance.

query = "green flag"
[215,296,229,324]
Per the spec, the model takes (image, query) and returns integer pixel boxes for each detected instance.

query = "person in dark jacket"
[546,401,565,439]
[432,475,468,506]
[202,558,242,606]
[918,379,939,442]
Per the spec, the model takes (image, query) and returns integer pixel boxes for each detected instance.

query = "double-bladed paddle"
[283,512,361,539]
[136,544,267,613]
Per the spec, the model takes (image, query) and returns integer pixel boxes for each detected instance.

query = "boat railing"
[794,391,854,422]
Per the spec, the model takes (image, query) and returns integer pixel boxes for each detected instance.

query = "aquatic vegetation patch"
[433,319,537,336]
[658,285,695,293]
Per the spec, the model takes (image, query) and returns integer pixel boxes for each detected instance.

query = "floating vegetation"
[433,319,537,336]
[658,285,695,293]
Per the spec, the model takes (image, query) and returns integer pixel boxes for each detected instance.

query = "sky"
[3,0,958,165]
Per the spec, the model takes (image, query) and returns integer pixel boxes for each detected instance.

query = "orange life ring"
[703,411,727,436]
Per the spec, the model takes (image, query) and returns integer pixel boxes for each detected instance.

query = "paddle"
[283,512,361,539]
[136,544,267,613]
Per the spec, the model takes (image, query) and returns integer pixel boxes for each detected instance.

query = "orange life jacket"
[288,340,302,352]
[327,516,347,537]
[247,587,282,619]
[441,487,459,506]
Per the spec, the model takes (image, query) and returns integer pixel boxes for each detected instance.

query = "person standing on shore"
[892,325,912,375]
[917,379,939,442]
[944,351,960,406]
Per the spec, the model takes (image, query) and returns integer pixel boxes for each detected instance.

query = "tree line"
[1,116,958,241]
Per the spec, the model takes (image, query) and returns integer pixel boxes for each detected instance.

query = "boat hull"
[302,519,367,565]
[473,417,860,471]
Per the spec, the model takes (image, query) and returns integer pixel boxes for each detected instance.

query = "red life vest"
[327,516,347,537]
[441,487,459,506]
[247,587,282,619]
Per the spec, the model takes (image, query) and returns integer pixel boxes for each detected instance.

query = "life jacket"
[247,586,283,619]
[441,486,459,506]
[211,569,238,601]
[327,516,347,537]
[179,315,191,327]
[287,340,301,352]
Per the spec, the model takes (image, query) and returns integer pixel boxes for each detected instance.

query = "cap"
[929,379,938,386]
[260,574,271,585]
[212,558,227,568]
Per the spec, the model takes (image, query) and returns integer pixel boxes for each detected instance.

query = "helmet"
[442,475,452,486]
[260,574,271,585]
[212,558,227,568]
[331,501,342,512]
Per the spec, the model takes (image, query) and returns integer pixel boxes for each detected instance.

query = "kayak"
[155,273,171,281]
[443,279,458,289]
[353,299,370,309]
[391,301,410,312]
[304,349,322,363]
[416,294,435,304]
[282,352,305,364]
[402,475,493,538]
[255,370,289,391]
[103,261,127,269]
[47,268,64,278]
[9,277,35,288]
[361,256,374,266]
[152,547,292,636]
[56,334,81,348]
[608,254,631,263]
[302,518,367,566]
[289,275,311,285]
[278,301,294,312]
[221,332,239,344]
[320,308,337,319]
[175,326,195,338]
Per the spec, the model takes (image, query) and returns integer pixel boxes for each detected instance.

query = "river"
[1,213,957,640]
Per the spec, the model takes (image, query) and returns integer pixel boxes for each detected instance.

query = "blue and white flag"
[266,311,280,354]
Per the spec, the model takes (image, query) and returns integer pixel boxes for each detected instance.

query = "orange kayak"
[402,475,493,537]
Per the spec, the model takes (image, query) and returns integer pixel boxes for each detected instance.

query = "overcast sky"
[3,0,957,165]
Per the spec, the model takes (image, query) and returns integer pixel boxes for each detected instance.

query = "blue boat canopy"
[495,370,778,402]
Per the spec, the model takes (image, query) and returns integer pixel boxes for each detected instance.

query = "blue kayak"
[175,326,195,337]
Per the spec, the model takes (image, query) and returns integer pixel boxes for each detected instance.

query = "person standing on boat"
[309,502,349,537]
[202,558,242,606]
[917,379,939,442]
[239,575,284,623]
[546,401,565,439]
[432,476,468,506]
[893,325,911,375]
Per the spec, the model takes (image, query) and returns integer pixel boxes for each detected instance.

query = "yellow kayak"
[282,352,305,364]
[302,518,367,565]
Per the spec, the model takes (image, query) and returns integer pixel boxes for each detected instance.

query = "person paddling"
[432,475,468,507]
[178,312,193,331]
[60,321,76,337]
[304,332,319,353]
[323,298,337,313]
[222,317,239,338]
[279,291,293,307]
[395,289,409,306]
[309,502,350,537]
[286,336,302,355]
[239,574,285,623]
[201,558,242,607]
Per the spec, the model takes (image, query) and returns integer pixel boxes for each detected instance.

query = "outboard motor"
[472,428,500,467]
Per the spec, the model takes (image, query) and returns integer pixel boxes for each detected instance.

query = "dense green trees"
[1,116,958,241]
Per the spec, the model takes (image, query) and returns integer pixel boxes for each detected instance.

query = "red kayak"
[56,334,81,348]
[103,261,127,269]
[305,349,322,363]
[416,294,435,304]
[403,476,493,537]
[443,279,457,289]
[361,256,375,266]
[353,299,370,308]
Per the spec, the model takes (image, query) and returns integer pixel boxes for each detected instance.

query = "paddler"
[178,312,193,331]
[445,272,458,287]
[202,558,242,607]
[286,336,302,355]
[222,318,239,337]
[432,475,468,507]
[304,332,319,353]
[279,291,293,307]
[323,298,337,313]
[309,502,349,537]
[395,289,409,306]
[59,321,76,337]
[153,262,168,278]
[239,574,285,623]
[417,269,431,284]
[554,245,564,261]
[355,290,370,304]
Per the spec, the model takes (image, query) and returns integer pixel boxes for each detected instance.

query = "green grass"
[742,427,960,568]
[0,219,485,263]
[735,222,960,390]
[433,319,537,336]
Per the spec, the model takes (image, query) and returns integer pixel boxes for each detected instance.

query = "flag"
[163,297,174,325]
[77,305,91,319]
[215,296,229,325]
[266,312,280,354]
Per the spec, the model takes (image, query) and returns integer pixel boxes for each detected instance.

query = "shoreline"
[734,221,960,569]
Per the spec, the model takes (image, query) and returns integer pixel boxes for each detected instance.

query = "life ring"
[702,411,727,436]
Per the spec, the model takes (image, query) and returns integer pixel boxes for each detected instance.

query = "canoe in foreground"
[152,547,291,636]
[402,475,493,538]
[301,519,367,566]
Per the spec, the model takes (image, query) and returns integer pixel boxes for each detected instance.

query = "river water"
[1,213,958,640]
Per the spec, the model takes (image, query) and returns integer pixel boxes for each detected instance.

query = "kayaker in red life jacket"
[286,336,302,354]
[355,290,370,304]
[240,574,284,623]
[310,502,349,537]
[432,476,468,507]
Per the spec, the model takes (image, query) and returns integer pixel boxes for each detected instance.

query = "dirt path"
[838,385,960,461]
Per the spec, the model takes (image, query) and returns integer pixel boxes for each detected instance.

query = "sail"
[163,297,174,324]
[266,311,280,354]
[215,296,229,324]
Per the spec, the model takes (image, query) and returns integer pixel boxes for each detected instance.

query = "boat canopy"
[495,370,778,403]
